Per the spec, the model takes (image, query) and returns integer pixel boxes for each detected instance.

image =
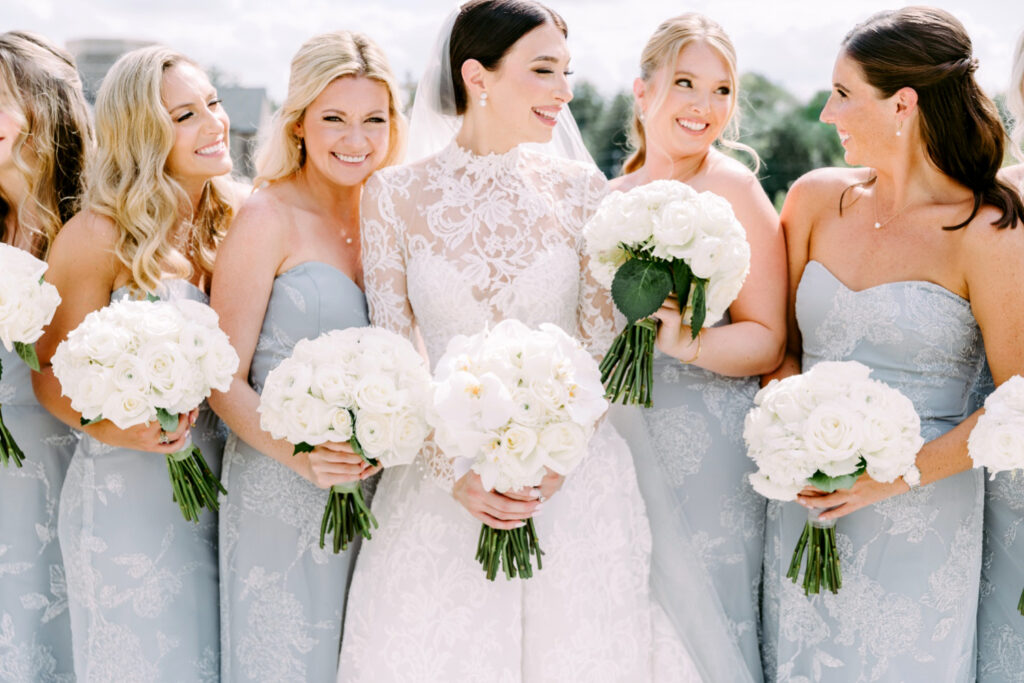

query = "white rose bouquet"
[430,319,608,581]
[743,361,924,595]
[0,243,62,467]
[258,327,432,553]
[967,374,1024,615]
[51,297,238,521]
[583,179,750,406]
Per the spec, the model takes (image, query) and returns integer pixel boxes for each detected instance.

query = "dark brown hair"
[842,7,1023,230]
[448,0,567,115]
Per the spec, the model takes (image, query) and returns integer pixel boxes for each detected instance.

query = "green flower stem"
[165,443,227,523]
[1018,585,1023,617]
[320,482,378,554]
[788,510,842,596]
[600,318,658,407]
[0,358,26,468]
[476,518,544,581]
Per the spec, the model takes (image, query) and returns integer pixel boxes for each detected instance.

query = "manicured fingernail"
[513,521,526,528]
[530,488,542,499]
[534,503,544,513]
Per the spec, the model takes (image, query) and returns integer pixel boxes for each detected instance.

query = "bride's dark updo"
[448,0,566,115]
[843,7,1023,229]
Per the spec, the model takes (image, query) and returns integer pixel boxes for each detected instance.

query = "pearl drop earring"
[480,91,488,108]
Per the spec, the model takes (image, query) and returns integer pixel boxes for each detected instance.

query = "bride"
[338,1,728,680]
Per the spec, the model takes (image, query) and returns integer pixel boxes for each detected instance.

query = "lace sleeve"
[362,172,415,339]
[361,170,457,492]
[576,167,619,359]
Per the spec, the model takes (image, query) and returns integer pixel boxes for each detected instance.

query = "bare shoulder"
[609,171,642,193]
[961,204,1024,263]
[703,151,773,211]
[227,179,254,209]
[221,184,291,255]
[54,209,119,257]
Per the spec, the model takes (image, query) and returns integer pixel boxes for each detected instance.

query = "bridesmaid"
[33,46,244,680]
[611,13,785,682]
[978,29,1024,683]
[761,8,1024,682]
[208,31,405,683]
[0,31,90,680]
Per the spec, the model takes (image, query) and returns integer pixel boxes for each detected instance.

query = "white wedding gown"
[337,141,700,682]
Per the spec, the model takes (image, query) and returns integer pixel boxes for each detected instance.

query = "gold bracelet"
[680,329,702,364]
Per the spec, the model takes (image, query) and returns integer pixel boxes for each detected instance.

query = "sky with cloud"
[6,0,1023,105]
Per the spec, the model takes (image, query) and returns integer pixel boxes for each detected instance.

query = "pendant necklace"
[873,192,914,230]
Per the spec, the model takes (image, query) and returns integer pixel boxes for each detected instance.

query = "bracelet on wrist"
[680,329,702,364]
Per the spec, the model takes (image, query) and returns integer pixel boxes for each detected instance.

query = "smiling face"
[0,76,24,175]
[295,75,390,187]
[638,40,733,163]
[820,53,895,167]
[477,20,573,148]
[161,62,232,186]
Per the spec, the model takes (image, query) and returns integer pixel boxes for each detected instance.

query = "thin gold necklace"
[873,192,914,230]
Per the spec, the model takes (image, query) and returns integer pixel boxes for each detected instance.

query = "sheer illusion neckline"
[805,259,969,307]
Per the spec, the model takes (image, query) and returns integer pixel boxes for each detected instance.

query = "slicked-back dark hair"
[842,7,1023,230]
[448,0,567,115]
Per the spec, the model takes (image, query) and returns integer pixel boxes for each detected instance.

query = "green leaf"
[80,415,102,426]
[690,279,708,336]
[807,461,866,492]
[293,442,315,455]
[145,292,160,302]
[155,408,179,432]
[610,258,673,324]
[670,261,693,315]
[14,342,40,372]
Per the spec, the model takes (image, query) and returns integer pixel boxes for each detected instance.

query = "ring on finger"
[159,431,171,445]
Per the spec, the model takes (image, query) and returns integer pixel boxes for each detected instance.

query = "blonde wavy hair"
[0,31,93,259]
[1009,30,1024,164]
[85,45,235,294]
[623,13,759,175]
[255,30,406,186]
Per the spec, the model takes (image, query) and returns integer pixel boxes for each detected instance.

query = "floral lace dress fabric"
[337,142,698,682]
[0,343,76,682]
[761,260,985,683]
[219,262,370,683]
[58,281,222,682]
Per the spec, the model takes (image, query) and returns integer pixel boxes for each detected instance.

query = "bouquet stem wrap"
[787,508,842,595]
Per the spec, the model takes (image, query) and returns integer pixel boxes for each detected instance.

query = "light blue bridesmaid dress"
[639,316,765,681]
[761,260,986,682]
[218,261,369,683]
[58,280,223,682]
[0,345,75,682]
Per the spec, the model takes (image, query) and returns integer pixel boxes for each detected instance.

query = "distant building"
[66,38,271,180]
[66,38,155,104]
[218,86,272,181]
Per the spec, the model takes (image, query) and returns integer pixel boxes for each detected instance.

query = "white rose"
[69,369,114,418]
[284,393,334,445]
[749,471,803,501]
[111,355,149,394]
[311,363,355,405]
[355,411,393,457]
[354,374,400,414]
[802,402,864,466]
[101,389,154,429]
[384,411,429,466]
[538,422,587,475]
[328,407,354,442]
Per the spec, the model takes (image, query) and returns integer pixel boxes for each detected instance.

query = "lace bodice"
[361,140,613,487]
